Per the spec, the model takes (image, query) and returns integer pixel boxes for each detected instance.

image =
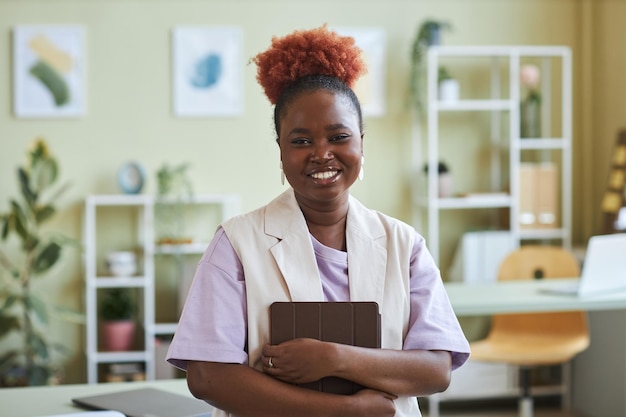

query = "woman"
[167,25,470,417]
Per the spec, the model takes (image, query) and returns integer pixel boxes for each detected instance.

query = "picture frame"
[335,27,387,117]
[172,26,243,117]
[13,25,86,118]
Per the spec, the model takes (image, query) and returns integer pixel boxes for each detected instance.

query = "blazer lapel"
[266,190,324,301]
[346,196,387,306]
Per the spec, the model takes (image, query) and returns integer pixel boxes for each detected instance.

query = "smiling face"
[278,89,363,209]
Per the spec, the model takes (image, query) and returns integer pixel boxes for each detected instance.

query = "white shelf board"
[519,228,569,240]
[429,45,571,57]
[93,276,149,288]
[153,323,178,335]
[436,99,512,112]
[94,351,151,363]
[436,194,512,209]
[87,194,150,206]
[517,138,569,150]
[156,242,209,255]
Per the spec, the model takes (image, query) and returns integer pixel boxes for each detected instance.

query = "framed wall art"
[335,27,387,117]
[172,26,243,117]
[13,25,86,118]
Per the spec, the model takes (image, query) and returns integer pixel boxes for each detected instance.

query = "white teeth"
[311,171,337,180]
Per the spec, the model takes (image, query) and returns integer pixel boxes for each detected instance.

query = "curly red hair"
[252,25,367,104]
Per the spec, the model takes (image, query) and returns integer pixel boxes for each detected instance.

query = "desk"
[444,278,626,315]
[445,279,626,417]
[0,378,210,417]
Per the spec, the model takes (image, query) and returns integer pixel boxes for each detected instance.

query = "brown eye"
[330,134,349,142]
[290,138,311,145]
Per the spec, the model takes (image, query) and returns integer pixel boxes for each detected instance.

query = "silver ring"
[268,357,274,368]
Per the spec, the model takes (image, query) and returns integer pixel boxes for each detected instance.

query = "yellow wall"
[0,0,623,384]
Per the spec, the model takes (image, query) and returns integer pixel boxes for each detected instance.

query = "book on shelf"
[105,362,146,383]
[518,162,558,229]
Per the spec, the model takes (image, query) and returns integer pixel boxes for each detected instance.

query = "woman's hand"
[263,338,452,398]
[262,338,336,383]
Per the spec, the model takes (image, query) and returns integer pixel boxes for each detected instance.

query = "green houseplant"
[0,139,78,386]
[155,162,194,245]
[409,19,453,112]
[100,287,136,351]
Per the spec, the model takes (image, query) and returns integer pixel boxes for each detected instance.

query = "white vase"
[439,79,460,102]
[438,173,454,197]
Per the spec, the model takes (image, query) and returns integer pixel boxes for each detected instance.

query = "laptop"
[542,233,626,297]
[72,387,212,417]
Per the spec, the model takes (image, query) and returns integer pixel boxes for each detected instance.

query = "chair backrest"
[497,246,581,282]
[490,245,589,339]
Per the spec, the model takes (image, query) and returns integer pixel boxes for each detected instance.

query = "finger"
[262,343,278,357]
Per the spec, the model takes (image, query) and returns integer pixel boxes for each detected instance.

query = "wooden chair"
[470,246,590,417]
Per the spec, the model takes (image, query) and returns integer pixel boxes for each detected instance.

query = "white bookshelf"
[83,193,240,384]
[414,45,573,413]
[414,45,572,264]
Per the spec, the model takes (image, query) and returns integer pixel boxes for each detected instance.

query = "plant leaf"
[31,157,58,193]
[0,294,18,310]
[29,332,49,360]
[18,167,37,206]
[10,200,30,242]
[52,305,86,324]
[33,242,62,274]
[25,294,48,325]
[1,214,9,240]
[35,205,55,225]
[0,315,20,338]
[51,342,72,356]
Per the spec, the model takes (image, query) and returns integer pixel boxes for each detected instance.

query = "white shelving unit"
[83,193,240,384]
[415,45,572,264]
[415,46,573,412]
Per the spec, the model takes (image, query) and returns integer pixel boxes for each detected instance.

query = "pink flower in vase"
[520,64,542,138]
[520,64,541,102]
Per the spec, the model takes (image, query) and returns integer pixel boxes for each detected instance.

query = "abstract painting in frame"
[172,26,243,117]
[335,27,386,117]
[13,25,86,118]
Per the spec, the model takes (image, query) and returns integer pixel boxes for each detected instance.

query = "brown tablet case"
[269,301,381,395]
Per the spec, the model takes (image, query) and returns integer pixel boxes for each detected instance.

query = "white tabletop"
[444,278,626,316]
[0,378,200,417]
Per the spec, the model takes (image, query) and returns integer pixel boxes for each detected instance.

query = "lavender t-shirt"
[167,227,470,370]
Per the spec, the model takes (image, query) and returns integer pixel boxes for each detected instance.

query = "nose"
[310,142,333,163]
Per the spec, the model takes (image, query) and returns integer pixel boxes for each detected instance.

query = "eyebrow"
[287,124,350,136]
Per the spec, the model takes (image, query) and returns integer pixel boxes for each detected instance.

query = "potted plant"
[100,287,136,351]
[438,66,459,102]
[155,162,194,245]
[409,19,453,112]
[423,161,454,198]
[0,138,79,386]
